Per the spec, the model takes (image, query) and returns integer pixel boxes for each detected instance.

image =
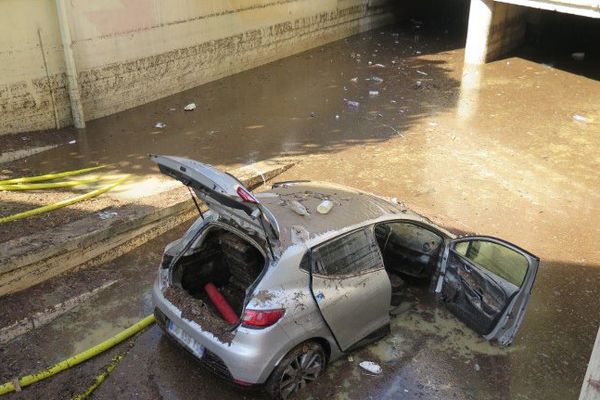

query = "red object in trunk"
[204,282,239,324]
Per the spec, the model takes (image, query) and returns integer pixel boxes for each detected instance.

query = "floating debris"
[573,114,591,123]
[571,52,585,61]
[155,122,167,129]
[184,103,197,111]
[369,90,379,96]
[345,99,360,109]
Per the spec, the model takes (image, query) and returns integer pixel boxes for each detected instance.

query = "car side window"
[312,228,382,276]
[454,240,529,287]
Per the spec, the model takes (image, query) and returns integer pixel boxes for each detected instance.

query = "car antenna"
[186,186,204,220]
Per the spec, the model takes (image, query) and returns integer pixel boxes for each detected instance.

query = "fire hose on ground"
[0,315,156,396]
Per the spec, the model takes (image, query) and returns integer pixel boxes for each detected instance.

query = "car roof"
[255,181,419,251]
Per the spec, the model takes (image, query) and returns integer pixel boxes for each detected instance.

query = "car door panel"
[311,270,391,350]
[309,228,391,351]
[436,236,539,346]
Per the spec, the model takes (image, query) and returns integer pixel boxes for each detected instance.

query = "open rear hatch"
[150,154,280,252]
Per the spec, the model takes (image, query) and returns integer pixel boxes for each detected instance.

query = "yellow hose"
[0,165,107,185]
[72,352,127,400]
[0,175,129,224]
[0,177,102,191]
[0,315,155,395]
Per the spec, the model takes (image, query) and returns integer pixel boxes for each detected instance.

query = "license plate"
[168,320,205,358]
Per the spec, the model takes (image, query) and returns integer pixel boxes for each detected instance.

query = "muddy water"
[1,15,600,400]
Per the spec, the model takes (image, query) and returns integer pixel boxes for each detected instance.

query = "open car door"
[150,155,280,246]
[434,236,539,346]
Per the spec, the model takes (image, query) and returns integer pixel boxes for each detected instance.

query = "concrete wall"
[0,0,396,135]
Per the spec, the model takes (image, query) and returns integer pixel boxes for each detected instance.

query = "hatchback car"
[150,155,540,399]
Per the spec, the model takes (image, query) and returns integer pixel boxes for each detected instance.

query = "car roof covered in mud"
[255,181,415,251]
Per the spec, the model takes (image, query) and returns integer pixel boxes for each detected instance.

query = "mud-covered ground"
[1,13,600,400]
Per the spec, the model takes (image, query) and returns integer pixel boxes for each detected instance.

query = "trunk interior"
[171,227,266,323]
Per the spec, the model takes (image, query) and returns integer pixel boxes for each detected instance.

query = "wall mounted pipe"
[55,0,85,129]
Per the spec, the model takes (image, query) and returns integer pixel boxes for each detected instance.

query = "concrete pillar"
[464,0,528,65]
[464,0,495,65]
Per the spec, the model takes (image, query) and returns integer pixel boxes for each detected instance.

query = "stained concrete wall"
[0,0,396,135]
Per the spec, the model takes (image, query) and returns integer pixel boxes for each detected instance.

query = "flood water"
[1,13,600,400]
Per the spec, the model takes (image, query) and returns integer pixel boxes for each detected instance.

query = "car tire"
[265,341,327,400]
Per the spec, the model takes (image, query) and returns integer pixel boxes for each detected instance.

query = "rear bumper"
[152,281,289,384]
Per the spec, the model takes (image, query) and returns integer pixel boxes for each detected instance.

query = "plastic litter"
[359,361,382,375]
[345,99,360,109]
[184,103,196,111]
[317,200,333,214]
[372,63,385,68]
[335,115,340,120]
[97,211,118,220]
[289,200,309,216]
[350,77,358,83]
[369,90,379,96]
[573,114,591,123]
[68,140,76,144]
[416,70,428,76]
[369,76,384,83]
[571,52,585,61]
[155,122,166,129]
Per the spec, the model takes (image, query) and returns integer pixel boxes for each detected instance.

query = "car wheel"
[265,341,326,400]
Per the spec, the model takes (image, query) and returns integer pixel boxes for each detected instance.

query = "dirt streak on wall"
[0,0,395,135]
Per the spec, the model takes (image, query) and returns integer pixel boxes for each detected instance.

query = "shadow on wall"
[2,20,464,178]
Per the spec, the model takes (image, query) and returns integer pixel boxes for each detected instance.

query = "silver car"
[150,155,540,399]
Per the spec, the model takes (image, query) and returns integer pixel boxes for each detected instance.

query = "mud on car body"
[150,155,540,400]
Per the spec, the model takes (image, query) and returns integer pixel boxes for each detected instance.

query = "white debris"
[335,115,340,120]
[369,90,379,96]
[369,76,384,83]
[68,140,76,144]
[317,200,333,214]
[571,52,585,61]
[415,50,422,55]
[573,114,591,123]
[359,361,382,375]
[155,122,167,129]
[184,103,197,111]
[289,200,309,216]
[97,211,118,220]
[391,197,399,204]
[347,356,354,362]
[474,363,481,371]
[416,70,428,76]
[372,63,385,68]
[345,99,360,108]
[350,77,358,83]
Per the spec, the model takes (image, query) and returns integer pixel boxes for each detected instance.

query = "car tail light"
[236,185,258,204]
[241,309,285,329]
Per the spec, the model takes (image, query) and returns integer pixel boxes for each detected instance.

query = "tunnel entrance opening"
[517,10,600,80]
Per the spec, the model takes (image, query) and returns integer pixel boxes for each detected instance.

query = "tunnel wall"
[0,0,396,135]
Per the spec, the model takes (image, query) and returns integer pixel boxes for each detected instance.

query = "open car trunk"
[170,226,266,325]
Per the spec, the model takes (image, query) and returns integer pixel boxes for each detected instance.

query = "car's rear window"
[313,229,382,276]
